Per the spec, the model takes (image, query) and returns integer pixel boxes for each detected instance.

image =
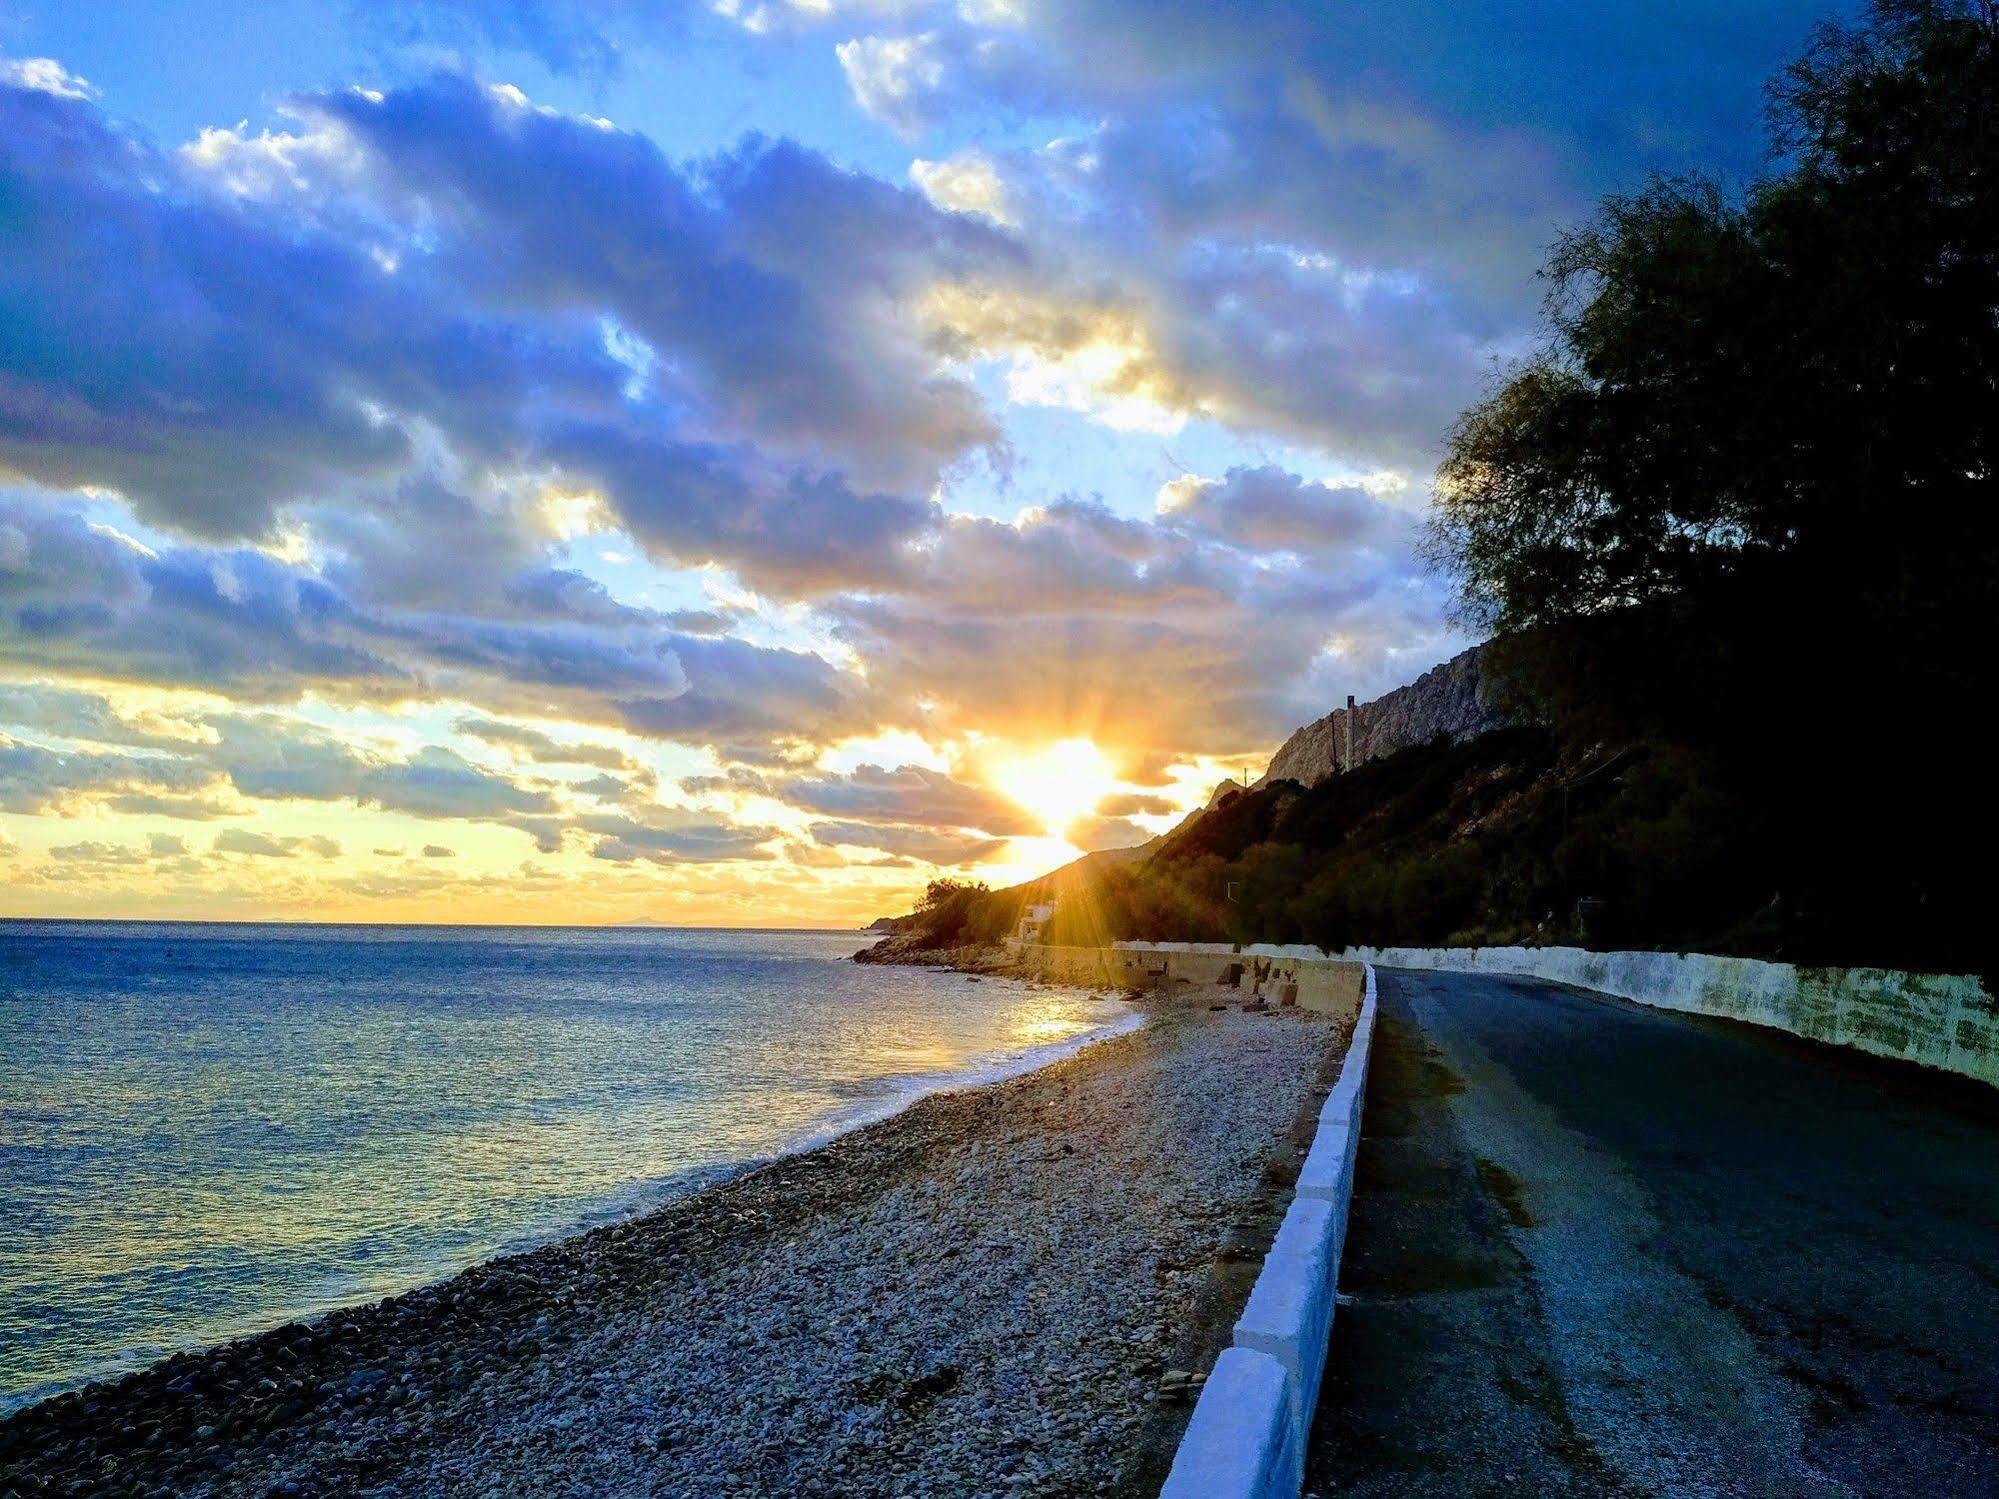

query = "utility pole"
[1343,694,1356,772]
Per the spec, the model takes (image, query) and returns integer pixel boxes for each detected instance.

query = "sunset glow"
[987,739,1119,838]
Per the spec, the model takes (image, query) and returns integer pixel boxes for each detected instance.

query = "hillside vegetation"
[888,718,1985,978]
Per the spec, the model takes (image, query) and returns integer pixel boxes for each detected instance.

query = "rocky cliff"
[1256,644,1507,787]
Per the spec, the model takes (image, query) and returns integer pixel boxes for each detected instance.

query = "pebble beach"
[1,989,1343,1497]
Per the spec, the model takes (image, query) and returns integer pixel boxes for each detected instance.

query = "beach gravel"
[0,995,1338,1497]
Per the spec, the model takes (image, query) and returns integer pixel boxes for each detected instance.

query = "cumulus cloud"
[910,151,1017,226]
[212,829,343,858]
[1,695,566,832]
[836,33,948,136]
[0,57,96,99]
[1096,791,1177,818]
[0,66,1013,581]
[0,494,871,745]
[214,721,557,821]
[578,808,780,864]
[306,77,1013,497]
[768,762,1038,835]
[1067,814,1147,852]
[346,1,639,77]
[825,490,1461,758]
[454,716,636,770]
[48,840,151,867]
[1,734,222,816]
[1156,467,1412,554]
[809,819,1006,866]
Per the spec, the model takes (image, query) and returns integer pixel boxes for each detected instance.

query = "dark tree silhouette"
[1433,0,1997,663]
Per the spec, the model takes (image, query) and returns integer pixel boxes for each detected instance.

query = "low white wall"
[1346,944,1997,1089]
[1122,940,1997,1089]
[1161,966,1379,1499]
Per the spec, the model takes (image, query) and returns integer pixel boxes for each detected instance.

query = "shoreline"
[0,971,1140,1422]
[1,989,1344,1497]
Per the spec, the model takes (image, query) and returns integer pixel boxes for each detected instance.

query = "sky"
[0,0,1842,925]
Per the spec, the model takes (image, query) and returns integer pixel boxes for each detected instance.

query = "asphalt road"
[1306,967,1999,1497]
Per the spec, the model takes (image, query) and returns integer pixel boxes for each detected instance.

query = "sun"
[989,738,1118,838]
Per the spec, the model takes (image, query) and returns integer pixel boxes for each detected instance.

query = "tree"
[1431,0,1998,678]
[1427,0,1998,979]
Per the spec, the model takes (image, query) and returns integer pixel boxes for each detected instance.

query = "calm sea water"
[0,922,1135,1414]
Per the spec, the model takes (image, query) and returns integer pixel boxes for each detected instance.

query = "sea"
[0,921,1137,1415]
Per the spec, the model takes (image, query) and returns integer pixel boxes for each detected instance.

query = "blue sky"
[0,0,1844,922]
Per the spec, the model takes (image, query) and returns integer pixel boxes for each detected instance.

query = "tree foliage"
[1433,0,1997,663]
[1419,1,1996,981]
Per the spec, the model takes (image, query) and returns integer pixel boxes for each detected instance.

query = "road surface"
[1306,967,1999,1497]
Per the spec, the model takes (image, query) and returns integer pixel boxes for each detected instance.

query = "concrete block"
[1296,1118,1354,1205]
[1159,964,1378,1498]
[1234,1195,1338,1433]
[1159,1347,1300,1499]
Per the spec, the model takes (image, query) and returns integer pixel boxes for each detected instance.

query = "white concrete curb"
[1160,963,1379,1499]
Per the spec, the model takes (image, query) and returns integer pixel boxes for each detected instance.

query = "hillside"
[1256,644,1508,786]
[871,708,1989,981]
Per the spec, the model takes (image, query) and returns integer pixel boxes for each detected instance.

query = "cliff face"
[1257,644,1507,787]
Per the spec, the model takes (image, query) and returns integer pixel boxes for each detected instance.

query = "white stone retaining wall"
[1160,964,1378,1499]
[1121,940,1997,1089]
[1345,944,1997,1089]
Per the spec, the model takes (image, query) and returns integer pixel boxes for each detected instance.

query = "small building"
[1013,903,1056,944]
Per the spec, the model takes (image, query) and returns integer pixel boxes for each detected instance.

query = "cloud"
[421,843,457,858]
[212,829,343,857]
[542,424,938,596]
[0,78,565,539]
[836,33,948,136]
[0,494,873,746]
[1096,791,1176,818]
[215,721,557,820]
[0,682,215,750]
[0,65,1015,593]
[347,1,642,77]
[769,762,1039,836]
[577,808,780,864]
[305,76,1014,497]
[910,151,1016,226]
[1156,467,1411,553]
[0,57,96,99]
[454,716,637,770]
[809,819,1007,866]
[825,490,1461,757]
[1,692,571,832]
[1067,814,1147,852]
[0,734,222,815]
[611,631,871,744]
[48,840,151,867]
